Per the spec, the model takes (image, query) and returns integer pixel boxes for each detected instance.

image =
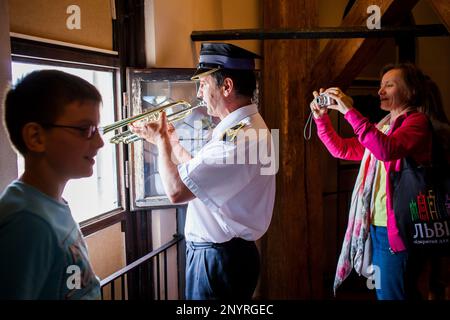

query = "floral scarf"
[333,113,392,294]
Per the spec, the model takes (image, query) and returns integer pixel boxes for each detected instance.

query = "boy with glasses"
[0,70,104,299]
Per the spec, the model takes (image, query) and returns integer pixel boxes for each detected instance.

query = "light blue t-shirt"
[0,180,100,300]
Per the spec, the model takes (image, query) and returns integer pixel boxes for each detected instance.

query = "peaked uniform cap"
[191,43,262,80]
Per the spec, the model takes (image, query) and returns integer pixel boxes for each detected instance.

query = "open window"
[12,61,123,224]
[9,36,127,237]
[124,68,215,210]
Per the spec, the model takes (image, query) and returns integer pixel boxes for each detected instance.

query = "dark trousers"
[185,238,260,300]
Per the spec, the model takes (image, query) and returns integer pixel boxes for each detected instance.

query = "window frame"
[126,67,206,210]
[10,36,127,236]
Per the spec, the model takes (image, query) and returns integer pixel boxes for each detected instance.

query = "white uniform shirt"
[178,104,276,243]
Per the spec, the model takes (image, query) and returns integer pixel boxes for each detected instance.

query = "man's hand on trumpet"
[130,111,177,145]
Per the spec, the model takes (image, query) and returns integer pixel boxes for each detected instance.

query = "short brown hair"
[211,69,257,99]
[380,63,426,108]
[3,70,102,155]
[381,63,449,124]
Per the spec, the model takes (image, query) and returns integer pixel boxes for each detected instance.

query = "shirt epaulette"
[221,121,247,142]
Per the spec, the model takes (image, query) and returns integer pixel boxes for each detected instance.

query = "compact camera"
[315,94,335,108]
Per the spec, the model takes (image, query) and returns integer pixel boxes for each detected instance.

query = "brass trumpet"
[101,100,198,144]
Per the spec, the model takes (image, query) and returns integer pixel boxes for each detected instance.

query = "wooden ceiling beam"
[190,24,447,41]
[307,0,419,93]
[428,0,450,32]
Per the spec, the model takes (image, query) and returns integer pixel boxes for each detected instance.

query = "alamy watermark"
[367,5,381,30]
[171,120,279,176]
[365,264,381,290]
[66,5,81,30]
[66,265,81,290]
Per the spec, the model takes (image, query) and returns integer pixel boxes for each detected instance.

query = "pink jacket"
[314,108,432,252]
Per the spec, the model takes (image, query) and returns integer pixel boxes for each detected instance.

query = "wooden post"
[260,0,323,299]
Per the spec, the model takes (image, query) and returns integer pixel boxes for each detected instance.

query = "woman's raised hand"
[324,87,354,115]
[310,88,328,119]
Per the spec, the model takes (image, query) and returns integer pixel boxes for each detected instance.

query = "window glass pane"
[11,62,119,222]
[128,73,215,208]
[141,80,212,198]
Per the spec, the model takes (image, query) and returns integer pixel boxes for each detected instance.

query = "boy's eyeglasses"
[42,124,102,139]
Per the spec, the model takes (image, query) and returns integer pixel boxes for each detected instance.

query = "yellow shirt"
[371,124,390,226]
[371,159,387,226]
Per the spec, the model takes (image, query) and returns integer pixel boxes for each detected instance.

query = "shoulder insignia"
[221,121,247,142]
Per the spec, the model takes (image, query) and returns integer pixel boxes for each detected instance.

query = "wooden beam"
[10,37,120,68]
[428,0,450,32]
[260,0,323,299]
[307,0,419,93]
[191,24,448,41]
